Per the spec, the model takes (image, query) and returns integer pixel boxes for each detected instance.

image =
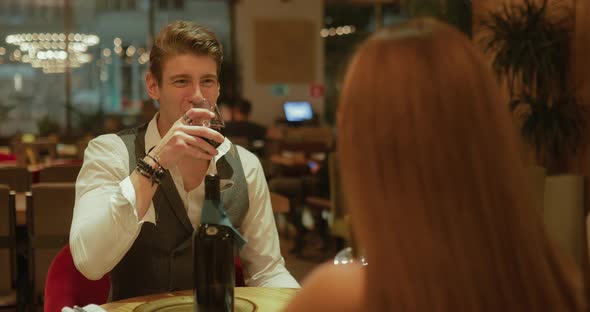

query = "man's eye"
[201,79,217,87]
[173,80,188,86]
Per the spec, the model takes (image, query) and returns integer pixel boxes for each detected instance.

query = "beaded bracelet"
[136,158,166,185]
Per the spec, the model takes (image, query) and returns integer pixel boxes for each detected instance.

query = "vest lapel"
[134,127,193,234]
[158,173,194,233]
[217,143,250,227]
[216,152,234,180]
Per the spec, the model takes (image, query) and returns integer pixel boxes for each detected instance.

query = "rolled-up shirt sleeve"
[237,147,300,288]
[69,134,156,280]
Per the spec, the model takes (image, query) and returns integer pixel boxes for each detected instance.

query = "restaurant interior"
[1,0,590,311]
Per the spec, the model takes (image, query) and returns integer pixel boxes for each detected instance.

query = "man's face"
[146,53,219,131]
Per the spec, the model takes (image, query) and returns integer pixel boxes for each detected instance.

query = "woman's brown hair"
[338,17,583,311]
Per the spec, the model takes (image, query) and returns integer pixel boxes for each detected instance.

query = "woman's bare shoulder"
[284,262,366,312]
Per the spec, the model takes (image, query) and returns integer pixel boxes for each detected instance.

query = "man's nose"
[189,85,205,106]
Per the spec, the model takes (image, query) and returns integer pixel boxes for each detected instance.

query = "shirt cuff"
[119,177,156,225]
[246,267,301,288]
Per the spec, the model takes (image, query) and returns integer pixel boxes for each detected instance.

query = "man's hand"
[150,108,225,168]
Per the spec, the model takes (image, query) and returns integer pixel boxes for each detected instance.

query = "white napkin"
[208,137,231,174]
[61,304,107,312]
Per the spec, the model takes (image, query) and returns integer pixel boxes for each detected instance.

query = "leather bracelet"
[146,154,165,170]
[137,158,165,185]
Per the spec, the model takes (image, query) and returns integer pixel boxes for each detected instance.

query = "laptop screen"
[284,101,313,122]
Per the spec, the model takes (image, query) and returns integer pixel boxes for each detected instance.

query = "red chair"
[44,245,245,311]
[235,257,245,287]
[43,244,110,312]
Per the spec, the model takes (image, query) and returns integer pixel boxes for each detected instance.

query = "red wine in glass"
[193,99,225,148]
[203,124,223,148]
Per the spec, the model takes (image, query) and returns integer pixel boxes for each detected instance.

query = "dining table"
[100,287,299,312]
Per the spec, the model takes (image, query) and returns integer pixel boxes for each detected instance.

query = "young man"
[70,21,299,301]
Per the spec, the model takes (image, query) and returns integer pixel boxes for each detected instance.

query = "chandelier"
[5,32,100,73]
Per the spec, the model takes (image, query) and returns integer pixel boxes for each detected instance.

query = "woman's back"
[284,263,365,312]
[286,17,585,312]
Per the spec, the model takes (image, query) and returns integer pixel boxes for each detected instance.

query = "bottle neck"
[204,174,220,201]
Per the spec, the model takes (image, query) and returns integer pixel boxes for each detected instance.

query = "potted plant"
[480,0,584,173]
[480,0,586,267]
[73,107,105,136]
[37,114,61,137]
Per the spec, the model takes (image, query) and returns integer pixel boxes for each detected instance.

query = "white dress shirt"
[70,115,300,288]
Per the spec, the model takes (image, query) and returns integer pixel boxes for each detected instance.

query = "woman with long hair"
[285,18,584,311]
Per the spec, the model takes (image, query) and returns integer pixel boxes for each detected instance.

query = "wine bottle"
[193,174,235,312]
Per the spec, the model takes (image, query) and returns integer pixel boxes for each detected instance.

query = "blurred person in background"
[285,18,584,312]
[223,98,267,154]
[70,21,299,301]
[268,157,330,255]
[218,101,233,123]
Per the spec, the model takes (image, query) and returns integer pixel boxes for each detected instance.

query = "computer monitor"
[283,101,313,122]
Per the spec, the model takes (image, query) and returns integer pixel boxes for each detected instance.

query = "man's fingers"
[180,132,219,156]
[185,147,214,160]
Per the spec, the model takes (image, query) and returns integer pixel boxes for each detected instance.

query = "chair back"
[44,244,110,312]
[0,185,16,295]
[27,182,76,305]
[283,127,333,146]
[235,257,245,287]
[270,192,290,214]
[39,164,81,183]
[0,167,30,192]
[279,127,333,158]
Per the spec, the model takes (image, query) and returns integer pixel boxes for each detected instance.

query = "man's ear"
[146,72,160,100]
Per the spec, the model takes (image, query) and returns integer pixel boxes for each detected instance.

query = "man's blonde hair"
[149,21,223,85]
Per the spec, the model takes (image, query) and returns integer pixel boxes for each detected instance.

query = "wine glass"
[191,98,225,147]
[333,246,368,266]
[333,224,367,266]
[191,98,234,191]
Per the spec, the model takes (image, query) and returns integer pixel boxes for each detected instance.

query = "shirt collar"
[145,112,161,155]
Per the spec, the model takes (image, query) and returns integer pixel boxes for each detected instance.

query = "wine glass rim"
[190,98,212,108]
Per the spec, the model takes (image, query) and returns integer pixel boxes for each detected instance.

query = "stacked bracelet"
[136,157,166,185]
[146,154,164,169]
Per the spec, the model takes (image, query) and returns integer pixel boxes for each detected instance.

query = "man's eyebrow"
[201,73,218,80]
[169,74,191,80]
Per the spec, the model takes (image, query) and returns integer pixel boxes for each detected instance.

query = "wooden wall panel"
[254,19,316,83]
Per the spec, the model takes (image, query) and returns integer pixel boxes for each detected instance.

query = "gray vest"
[109,124,249,301]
